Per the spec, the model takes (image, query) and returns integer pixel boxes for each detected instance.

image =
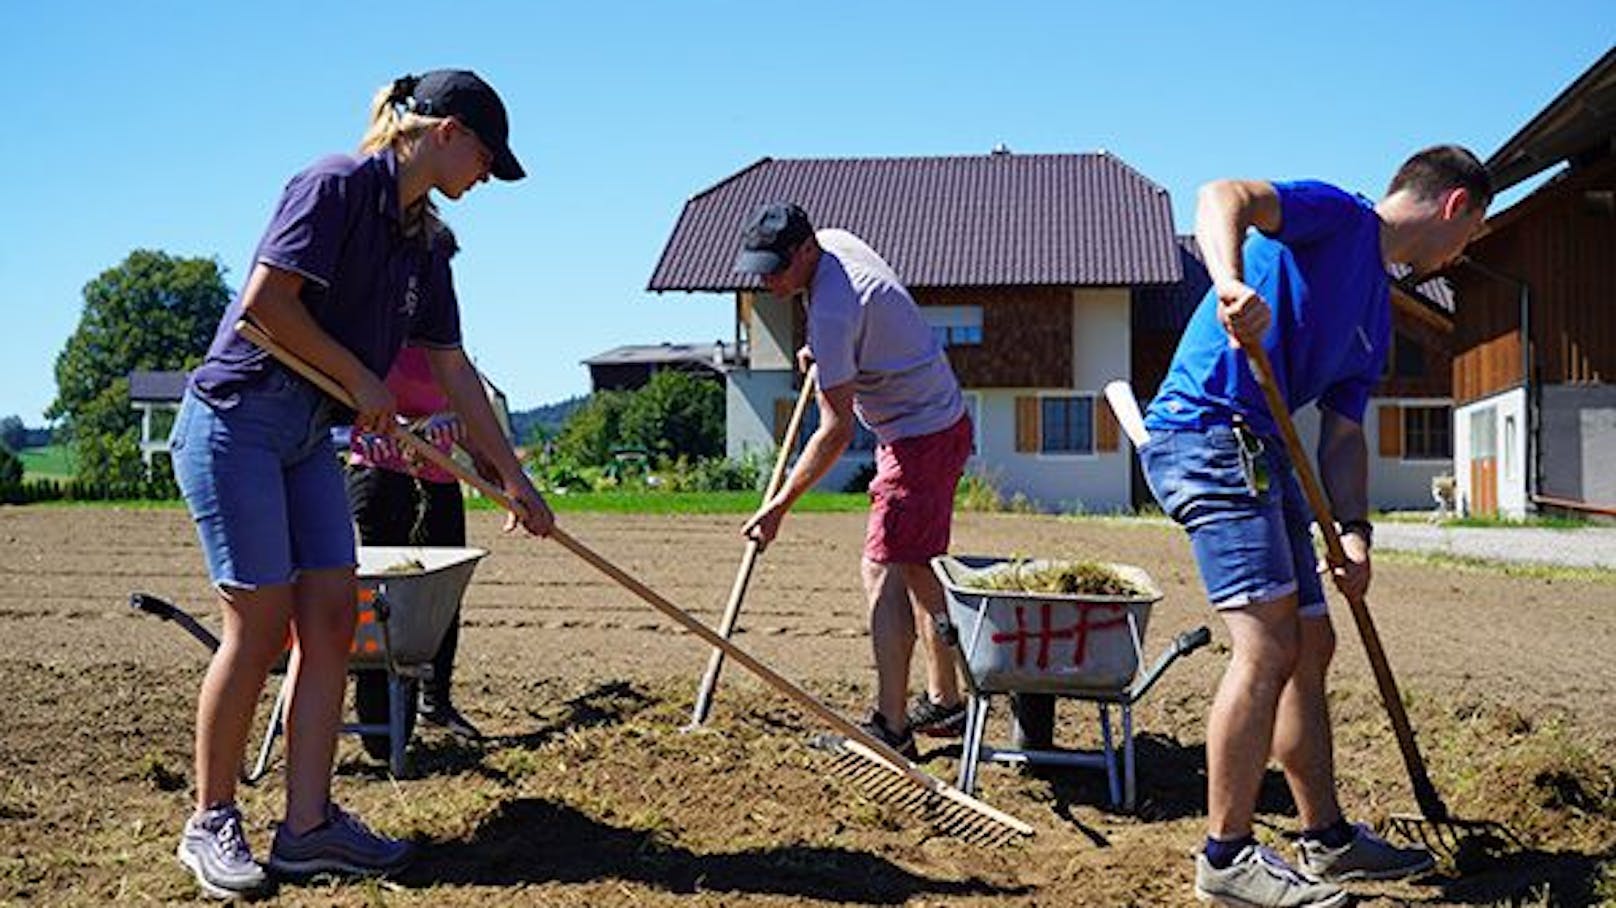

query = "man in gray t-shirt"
[735,203,972,759]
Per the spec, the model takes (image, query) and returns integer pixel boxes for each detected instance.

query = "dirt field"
[2,506,1613,906]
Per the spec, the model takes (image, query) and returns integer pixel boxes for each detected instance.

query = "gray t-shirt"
[807,229,964,444]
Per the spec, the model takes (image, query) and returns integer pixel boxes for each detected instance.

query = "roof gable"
[648,152,1181,292]
[1488,47,1616,192]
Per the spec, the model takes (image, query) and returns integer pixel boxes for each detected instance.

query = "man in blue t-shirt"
[1141,146,1491,906]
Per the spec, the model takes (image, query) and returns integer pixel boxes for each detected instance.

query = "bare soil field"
[2,506,1613,906]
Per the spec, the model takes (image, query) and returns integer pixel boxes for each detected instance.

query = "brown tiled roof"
[647,152,1181,292]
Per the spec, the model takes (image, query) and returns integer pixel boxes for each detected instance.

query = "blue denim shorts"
[170,370,356,590]
[1139,424,1326,617]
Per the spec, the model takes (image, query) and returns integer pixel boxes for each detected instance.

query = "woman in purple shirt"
[169,70,552,899]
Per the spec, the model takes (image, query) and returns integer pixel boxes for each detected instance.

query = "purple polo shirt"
[189,148,462,407]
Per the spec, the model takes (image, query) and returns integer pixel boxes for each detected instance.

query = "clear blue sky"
[3,3,1609,425]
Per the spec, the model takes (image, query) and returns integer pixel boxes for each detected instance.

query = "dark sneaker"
[905,695,967,738]
[1195,844,1347,907]
[267,803,412,878]
[1297,822,1436,882]
[176,804,268,899]
[857,711,919,761]
[420,700,484,741]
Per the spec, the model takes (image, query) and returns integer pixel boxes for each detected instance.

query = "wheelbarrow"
[931,554,1211,811]
[131,545,486,779]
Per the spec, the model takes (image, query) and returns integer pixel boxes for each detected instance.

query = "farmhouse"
[649,150,1463,511]
[1448,47,1616,518]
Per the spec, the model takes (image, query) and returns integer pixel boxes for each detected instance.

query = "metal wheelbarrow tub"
[931,554,1210,810]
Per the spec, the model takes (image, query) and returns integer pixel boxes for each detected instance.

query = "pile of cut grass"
[964,559,1144,596]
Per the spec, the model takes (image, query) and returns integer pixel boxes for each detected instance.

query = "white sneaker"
[1297,822,1436,882]
[176,804,268,899]
[1194,844,1348,908]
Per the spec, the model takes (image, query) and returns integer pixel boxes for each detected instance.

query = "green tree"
[0,416,25,452]
[552,389,632,467]
[0,446,22,486]
[47,250,230,487]
[619,370,725,461]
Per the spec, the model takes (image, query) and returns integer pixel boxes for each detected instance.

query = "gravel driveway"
[1376,521,1616,569]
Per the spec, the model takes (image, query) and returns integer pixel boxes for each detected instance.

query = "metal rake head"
[810,733,1029,847]
[1388,812,1524,874]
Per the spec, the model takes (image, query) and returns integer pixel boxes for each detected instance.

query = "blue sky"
[3,3,1609,425]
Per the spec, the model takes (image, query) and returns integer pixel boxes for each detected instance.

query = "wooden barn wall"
[1452,158,1616,404]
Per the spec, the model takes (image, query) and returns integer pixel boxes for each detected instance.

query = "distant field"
[17,444,72,480]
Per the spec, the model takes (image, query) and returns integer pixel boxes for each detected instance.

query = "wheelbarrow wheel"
[354,670,417,761]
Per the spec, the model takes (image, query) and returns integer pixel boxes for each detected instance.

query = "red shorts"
[864,415,972,564]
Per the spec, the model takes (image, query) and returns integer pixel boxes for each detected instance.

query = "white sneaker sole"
[1314,852,1437,881]
[1195,885,1350,908]
[176,842,265,900]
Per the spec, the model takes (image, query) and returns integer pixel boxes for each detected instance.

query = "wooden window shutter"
[1378,404,1403,458]
[1095,397,1120,452]
[773,398,793,443]
[1015,396,1040,453]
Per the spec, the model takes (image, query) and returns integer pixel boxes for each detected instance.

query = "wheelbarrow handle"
[1129,624,1213,703]
[1174,626,1213,657]
[130,592,222,652]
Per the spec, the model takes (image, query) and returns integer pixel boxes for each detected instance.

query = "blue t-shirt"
[189,148,462,407]
[1144,180,1389,438]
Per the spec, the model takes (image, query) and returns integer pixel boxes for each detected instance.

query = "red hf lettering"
[991,602,1128,669]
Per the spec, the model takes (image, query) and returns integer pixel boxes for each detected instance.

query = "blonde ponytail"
[360,76,448,241]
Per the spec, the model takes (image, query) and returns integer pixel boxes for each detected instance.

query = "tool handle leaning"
[1242,344,1449,820]
[238,319,1030,832]
[1102,380,1152,448]
[236,320,518,509]
[688,365,817,727]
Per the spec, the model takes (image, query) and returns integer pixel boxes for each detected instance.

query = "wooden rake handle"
[1243,343,1448,820]
[688,365,818,727]
[237,320,1033,835]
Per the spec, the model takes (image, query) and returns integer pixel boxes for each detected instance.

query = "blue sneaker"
[176,804,268,899]
[267,803,412,877]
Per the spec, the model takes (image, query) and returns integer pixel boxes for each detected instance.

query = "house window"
[1041,396,1094,455]
[922,305,984,348]
[1402,405,1451,460]
[1503,415,1518,481]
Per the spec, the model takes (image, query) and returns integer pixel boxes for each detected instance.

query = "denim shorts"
[1139,424,1326,617]
[170,370,356,590]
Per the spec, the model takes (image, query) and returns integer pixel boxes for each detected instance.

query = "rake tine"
[814,734,1031,846]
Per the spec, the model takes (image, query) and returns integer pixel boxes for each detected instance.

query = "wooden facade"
[913,286,1074,388]
[1450,155,1616,405]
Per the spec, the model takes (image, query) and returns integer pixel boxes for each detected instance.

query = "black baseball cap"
[401,69,525,181]
[734,203,814,275]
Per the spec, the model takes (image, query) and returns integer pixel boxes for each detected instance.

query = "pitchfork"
[1241,343,1521,866]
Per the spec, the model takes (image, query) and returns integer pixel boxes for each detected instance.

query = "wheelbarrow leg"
[1099,704,1121,808]
[1122,703,1136,812]
[388,672,412,778]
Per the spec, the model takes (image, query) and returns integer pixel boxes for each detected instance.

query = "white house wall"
[1455,387,1528,519]
[748,292,794,371]
[1288,401,1455,511]
[971,388,1128,511]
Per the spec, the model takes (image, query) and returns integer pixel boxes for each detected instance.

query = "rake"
[1241,344,1521,866]
[236,320,1035,845]
[685,364,817,729]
